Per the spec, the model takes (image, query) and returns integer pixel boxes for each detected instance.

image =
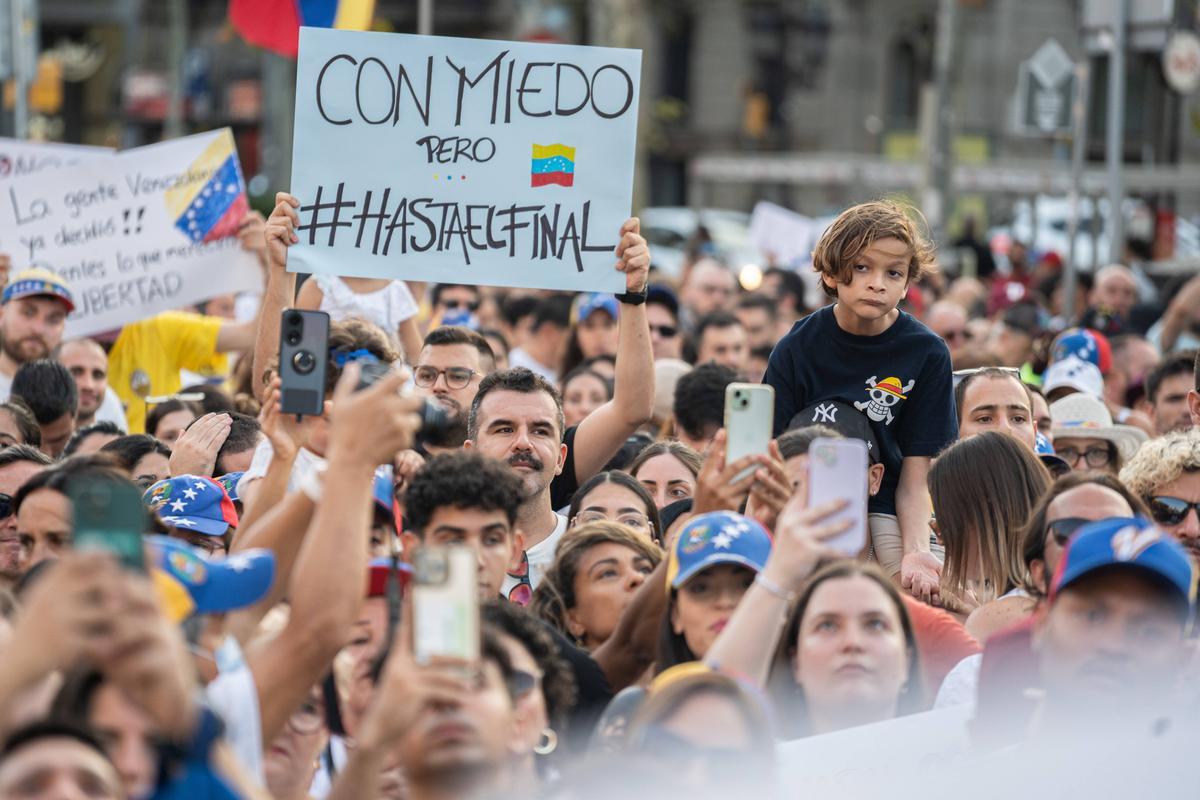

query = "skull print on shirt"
[854,376,915,425]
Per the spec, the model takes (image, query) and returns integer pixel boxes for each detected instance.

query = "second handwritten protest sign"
[0,129,262,337]
[290,28,642,293]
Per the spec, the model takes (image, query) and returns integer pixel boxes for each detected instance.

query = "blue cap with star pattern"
[667,511,772,589]
[143,475,239,536]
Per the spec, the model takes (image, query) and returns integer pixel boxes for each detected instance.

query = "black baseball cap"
[789,401,879,464]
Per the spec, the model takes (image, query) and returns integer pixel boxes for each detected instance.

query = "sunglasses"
[507,669,541,700]
[0,493,12,519]
[649,324,678,338]
[442,300,480,312]
[1046,515,1137,545]
[1146,496,1200,527]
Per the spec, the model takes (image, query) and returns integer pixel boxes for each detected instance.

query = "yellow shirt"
[109,311,229,433]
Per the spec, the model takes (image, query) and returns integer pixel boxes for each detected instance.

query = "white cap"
[1042,356,1104,399]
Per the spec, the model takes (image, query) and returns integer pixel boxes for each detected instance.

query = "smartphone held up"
[807,437,869,557]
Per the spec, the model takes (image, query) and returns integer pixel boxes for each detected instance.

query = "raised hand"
[258,378,305,463]
[761,492,852,594]
[326,363,425,470]
[692,429,774,516]
[167,412,232,477]
[614,217,649,293]
[265,192,301,273]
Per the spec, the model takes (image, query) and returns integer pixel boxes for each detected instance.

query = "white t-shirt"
[501,512,567,598]
[309,734,349,798]
[934,653,982,711]
[508,348,558,384]
[0,373,12,403]
[205,658,264,782]
[94,387,127,431]
[237,438,326,498]
[315,276,419,351]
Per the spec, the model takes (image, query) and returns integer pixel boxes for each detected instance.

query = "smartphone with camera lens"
[279,309,330,416]
[412,546,479,665]
[70,479,148,572]
[724,383,775,482]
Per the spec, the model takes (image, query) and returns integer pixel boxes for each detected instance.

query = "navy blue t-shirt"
[764,305,957,514]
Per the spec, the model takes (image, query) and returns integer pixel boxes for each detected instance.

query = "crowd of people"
[0,189,1198,799]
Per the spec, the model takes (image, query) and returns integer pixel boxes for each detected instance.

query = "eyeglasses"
[649,324,678,338]
[574,510,651,530]
[0,493,12,519]
[441,300,480,312]
[413,366,479,389]
[287,697,325,735]
[1054,444,1113,468]
[1146,496,1200,527]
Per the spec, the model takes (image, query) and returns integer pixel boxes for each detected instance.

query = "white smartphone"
[807,437,869,557]
[724,383,775,482]
[412,547,479,665]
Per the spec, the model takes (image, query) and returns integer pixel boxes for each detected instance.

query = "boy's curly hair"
[812,200,936,299]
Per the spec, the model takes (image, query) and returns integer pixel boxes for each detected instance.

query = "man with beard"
[0,268,74,401]
[465,368,568,604]
[1030,516,1194,735]
[413,326,496,454]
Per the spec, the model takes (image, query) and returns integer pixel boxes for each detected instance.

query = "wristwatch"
[615,288,648,305]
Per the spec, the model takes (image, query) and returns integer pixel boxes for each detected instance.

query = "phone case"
[413,547,479,665]
[807,437,869,556]
[70,479,148,572]
[279,309,330,416]
[724,383,775,481]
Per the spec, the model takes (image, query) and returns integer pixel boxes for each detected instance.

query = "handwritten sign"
[0,138,113,181]
[290,28,642,293]
[0,129,261,337]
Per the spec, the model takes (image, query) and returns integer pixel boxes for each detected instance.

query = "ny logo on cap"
[813,403,838,424]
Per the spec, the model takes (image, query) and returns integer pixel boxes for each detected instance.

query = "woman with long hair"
[530,522,663,650]
[928,431,1051,620]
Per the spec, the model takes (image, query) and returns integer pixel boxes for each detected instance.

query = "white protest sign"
[0,129,261,337]
[0,138,113,181]
[777,705,971,792]
[290,28,642,293]
[748,200,819,267]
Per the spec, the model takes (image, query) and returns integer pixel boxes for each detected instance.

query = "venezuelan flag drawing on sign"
[229,0,375,58]
[531,144,576,188]
[165,133,249,244]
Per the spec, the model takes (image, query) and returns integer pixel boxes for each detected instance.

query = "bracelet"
[754,572,795,601]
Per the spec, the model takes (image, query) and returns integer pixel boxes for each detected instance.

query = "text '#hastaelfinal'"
[296,183,616,270]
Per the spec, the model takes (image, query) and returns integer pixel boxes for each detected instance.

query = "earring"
[534,728,558,756]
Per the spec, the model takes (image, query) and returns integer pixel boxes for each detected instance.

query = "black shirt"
[539,621,614,750]
[550,425,579,510]
[764,305,957,514]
